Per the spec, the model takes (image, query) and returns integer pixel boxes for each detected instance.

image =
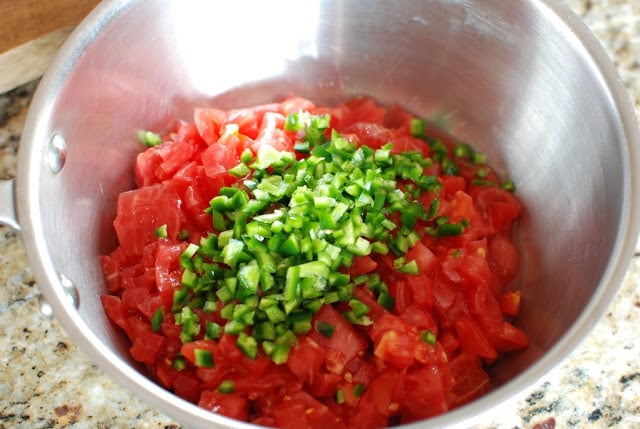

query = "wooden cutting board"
[0,0,100,93]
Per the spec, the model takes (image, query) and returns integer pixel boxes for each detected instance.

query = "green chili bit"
[168,112,516,364]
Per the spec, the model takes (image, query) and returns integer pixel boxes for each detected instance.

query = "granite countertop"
[1,1,640,428]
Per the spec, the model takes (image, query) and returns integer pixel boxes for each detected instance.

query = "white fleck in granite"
[1,1,640,428]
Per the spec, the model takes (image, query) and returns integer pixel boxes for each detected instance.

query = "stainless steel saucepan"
[2,0,640,427]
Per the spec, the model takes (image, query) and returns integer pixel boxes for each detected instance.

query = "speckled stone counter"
[1,1,640,428]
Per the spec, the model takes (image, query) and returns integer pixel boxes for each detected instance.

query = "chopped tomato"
[447,353,491,408]
[199,390,249,421]
[400,368,448,421]
[455,318,498,360]
[404,241,436,275]
[370,314,416,369]
[129,317,165,364]
[273,390,345,429]
[113,184,185,257]
[347,255,379,277]
[309,305,368,374]
[489,234,521,282]
[500,290,522,317]
[194,108,226,145]
[286,337,325,385]
[101,96,529,428]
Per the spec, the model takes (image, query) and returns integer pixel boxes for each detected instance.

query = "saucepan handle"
[0,180,21,231]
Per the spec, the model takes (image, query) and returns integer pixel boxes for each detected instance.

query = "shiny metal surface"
[11,0,640,427]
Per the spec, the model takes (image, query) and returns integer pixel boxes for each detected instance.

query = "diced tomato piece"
[113,184,185,257]
[180,339,218,367]
[352,286,388,321]
[370,314,416,369]
[309,305,368,374]
[121,287,149,313]
[405,272,434,309]
[194,108,227,145]
[287,337,325,385]
[368,369,404,416]
[454,318,497,359]
[231,364,297,394]
[400,304,437,332]
[226,102,280,139]
[349,396,388,429]
[387,279,410,315]
[306,371,342,398]
[101,295,131,336]
[432,269,458,313]
[404,241,436,275]
[273,390,345,429]
[489,234,521,282]
[136,294,164,321]
[348,255,379,277]
[100,255,122,292]
[344,122,396,150]
[156,139,195,180]
[199,390,249,421]
[447,353,491,408]
[129,318,165,365]
[155,241,187,309]
[252,111,295,152]
[472,187,522,233]
[400,368,448,422]
[338,97,387,129]
[201,141,240,178]
[449,190,475,223]
[456,252,492,289]
[500,290,522,317]
[441,175,466,197]
[383,104,414,130]
[173,371,202,404]
[494,321,530,352]
[279,97,316,115]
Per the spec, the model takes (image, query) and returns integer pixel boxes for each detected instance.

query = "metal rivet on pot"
[48,133,67,173]
[59,274,80,309]
[38,295,54,318]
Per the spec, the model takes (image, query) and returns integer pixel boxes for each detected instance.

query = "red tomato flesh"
[101,96,529,427]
